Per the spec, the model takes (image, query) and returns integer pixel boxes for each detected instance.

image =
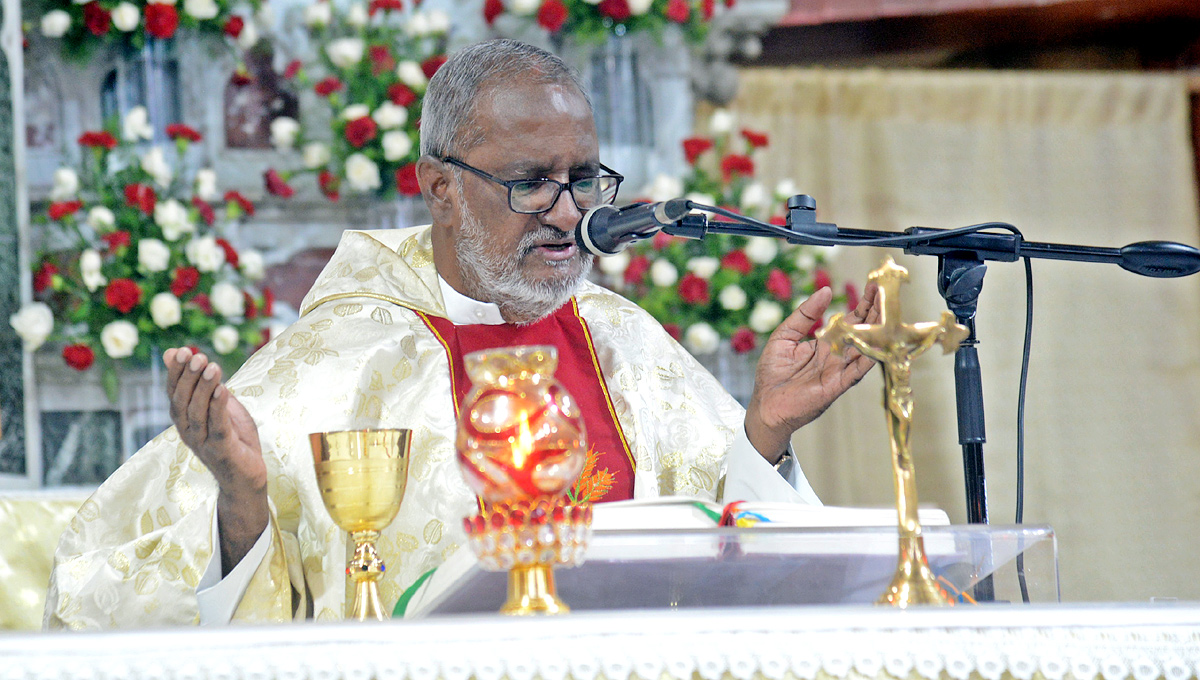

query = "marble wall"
[0,0,26,478]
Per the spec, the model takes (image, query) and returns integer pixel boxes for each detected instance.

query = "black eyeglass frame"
[441,156,624,215]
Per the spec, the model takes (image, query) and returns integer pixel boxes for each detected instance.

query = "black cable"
[1015,256,1034,603]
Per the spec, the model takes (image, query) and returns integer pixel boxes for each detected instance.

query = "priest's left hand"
[745,282,881,463]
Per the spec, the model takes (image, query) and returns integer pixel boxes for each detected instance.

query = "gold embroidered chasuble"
[44,225,806,629]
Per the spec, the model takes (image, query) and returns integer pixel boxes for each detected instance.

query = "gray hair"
[419,39,592,159]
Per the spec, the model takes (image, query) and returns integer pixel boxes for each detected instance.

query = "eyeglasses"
[442,156,623,215]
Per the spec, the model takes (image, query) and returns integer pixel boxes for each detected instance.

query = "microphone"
[577,198,692,256]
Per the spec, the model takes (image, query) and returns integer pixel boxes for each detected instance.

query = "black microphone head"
[577,205,622,256]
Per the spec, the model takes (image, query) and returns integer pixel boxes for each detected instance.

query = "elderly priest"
[44,39,879,628]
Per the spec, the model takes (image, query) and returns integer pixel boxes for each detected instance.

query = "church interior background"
[3,0,1200,630]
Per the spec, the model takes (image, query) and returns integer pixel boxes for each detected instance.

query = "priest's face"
[443,78,597,324]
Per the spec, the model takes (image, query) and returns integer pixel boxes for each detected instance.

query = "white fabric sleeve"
[722,427,822,505]
[196,506,272,625]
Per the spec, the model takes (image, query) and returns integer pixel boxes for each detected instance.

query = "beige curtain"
[726,69,1200,602]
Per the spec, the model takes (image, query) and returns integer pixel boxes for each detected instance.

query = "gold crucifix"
[818,256,968,607]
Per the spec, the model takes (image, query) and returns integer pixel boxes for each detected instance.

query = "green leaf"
[102,366,120,405]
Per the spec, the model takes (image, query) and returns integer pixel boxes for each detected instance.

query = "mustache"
[518,225,576,256]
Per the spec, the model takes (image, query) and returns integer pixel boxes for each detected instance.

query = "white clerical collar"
[438,275,507,325]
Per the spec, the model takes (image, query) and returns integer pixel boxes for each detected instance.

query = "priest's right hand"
[165,347,268,576]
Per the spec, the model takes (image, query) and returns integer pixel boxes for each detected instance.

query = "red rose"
[230,67,254,87]
[720,153,755,182]
[421,55,448,80]
[166,123,202,142]
[597,0,631,22]
[105,278,142,314]
[223,15,244,38]
[666,0,689,23]
[483,0,504,25]
[125,183,157,216]
[537,0,568,32]
[62,344,96,371]
[368,0,403,15]
[741,128,769,148]
[264,168,296,198]
[78,131,118,149]
[190,293,213,315]
[721,250,752,275]
[731,327,757,354]
[388,82,417,107]
[282,59,303,79]
[314,76,343,97]
[701,0,715,20]
[395,163,421,196]
[83,2,111,36]
[682,137,713,165]
[215,238,240,268]
[318,170,341,202]
[623,254,651,285]
[651,231,675,250]
[224,191,255,216]
[171,266,200,297]
[191,196,215,226]
[48,201,82,221]
[244,292,258,320]
[808,315,824,337]
[344,116,378,149]
[769,215,787,226]
[369,45,395,76]
[845,282,860,311]
[102,230,131,251]
[144,3,179,39]
[262,287,275,316]
[662,323,682,341]
[34,262,59,293]
[677,273,710,305]
[813,268,832,291]
[766,269,791,301]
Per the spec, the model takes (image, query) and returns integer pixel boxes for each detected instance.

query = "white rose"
[745,237,778,264]
[212,325,240,355]
[194,168,219,201]
[153,0,176,5]
[718,284,747,311]
[304,1,332,27]
[269,116,300,151]
[236,21,258,50]
[50,168,79,200]
[395,61,427,90]
[405,12,430,36]
[774,178,797,200]
[239,250,265,281]
[795,248,817,271]
[211,282,245,318]
[824,244,842,262]
[326,38,365,70]
[9,303,53,351]
[100,320,139,359]
[341,104,371,121]
[112,2,140,30]
[683,323,720,356]
[643,174,683,203]
[372,102,408,129]
[344,153,381,192]
[381,131,412,162]
[294,144,327,172]
[88,206,115,231]
[709,109,736,135]
[255,3,274,27]
[123,106,153,142]
[685,192,716,208]
[154,199,194,241]
[628,0,653,15]
[138,239,171,273]
[40,11,71,38]
[80,249,107,292]
[749,300,785,334]
[509,0,539,14]
[140,147,173,187]
[183,0,218,19]
[686,256,720,280]
[597,250,630,277]
[426,9,450,33]
[186,236,226,272]
[346,3,368,27]
[741,182,769,211]
[149,292,182,328]
[649,260,678,288]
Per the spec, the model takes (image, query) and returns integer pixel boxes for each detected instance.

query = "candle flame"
[512,412,533,469]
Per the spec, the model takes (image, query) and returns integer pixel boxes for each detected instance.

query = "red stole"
[419,299,634,503]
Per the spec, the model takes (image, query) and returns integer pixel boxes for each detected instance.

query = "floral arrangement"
[598,109,853,357]
[483,0,730,44]
[36,0,264,60]
[261,0,449,202]
[9,107,272,401]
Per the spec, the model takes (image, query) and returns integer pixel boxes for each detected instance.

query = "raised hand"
[744,283,881,462]
[165,347,268,574]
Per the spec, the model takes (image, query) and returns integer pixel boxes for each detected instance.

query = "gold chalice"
[310,428,412,621]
